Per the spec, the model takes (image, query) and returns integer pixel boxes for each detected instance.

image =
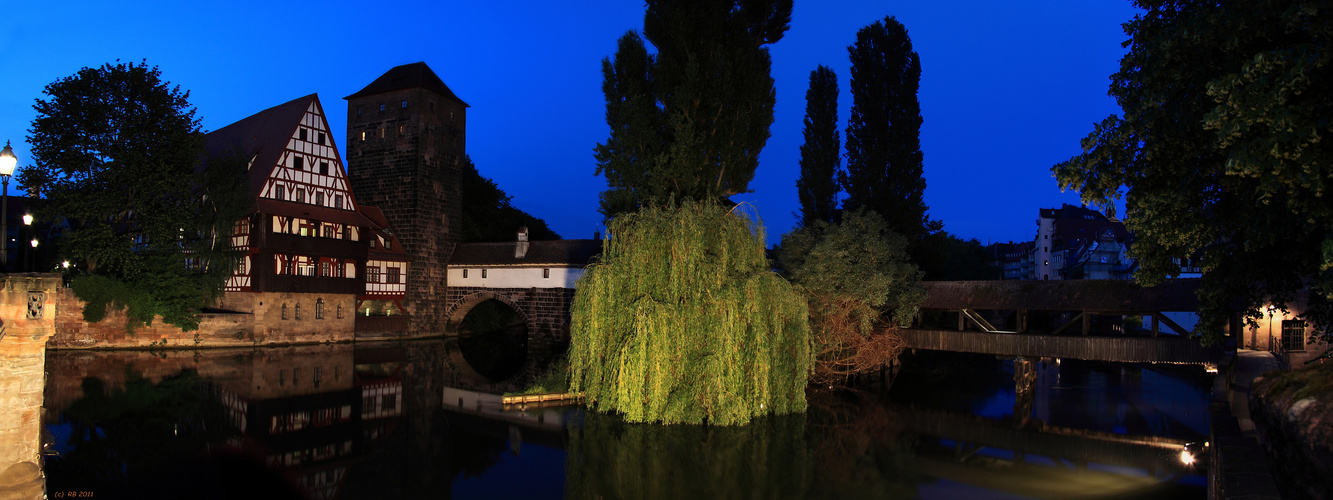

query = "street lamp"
[0,141,16,270]
[24,215,34,272]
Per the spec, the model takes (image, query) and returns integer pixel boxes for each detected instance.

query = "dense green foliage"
[842,17,935,240]
[22,63,251,331]
[459,155,559,242]
[797,65,841,227]
[594,0,792,217]
[1052,0,1333,344]
[569,201,810,425]
[778,210,923,382]
[914,232,1002,281]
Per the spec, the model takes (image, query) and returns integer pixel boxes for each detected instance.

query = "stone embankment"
[0,274,61,500]
[1251,358,1333,499]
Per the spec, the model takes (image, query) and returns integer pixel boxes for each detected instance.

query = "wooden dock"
[500,392,585,407]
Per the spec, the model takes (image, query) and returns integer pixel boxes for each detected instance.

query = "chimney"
[515,226,529,259]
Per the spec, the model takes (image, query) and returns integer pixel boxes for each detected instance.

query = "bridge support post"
[1013,357,1038,426]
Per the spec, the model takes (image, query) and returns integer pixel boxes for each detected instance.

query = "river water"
[40,340,1212,499]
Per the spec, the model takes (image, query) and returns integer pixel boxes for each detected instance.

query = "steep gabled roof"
[204,94,317,198]
[344,62,469,106]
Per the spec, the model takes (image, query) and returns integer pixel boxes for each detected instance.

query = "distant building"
[1025,204,1132,281]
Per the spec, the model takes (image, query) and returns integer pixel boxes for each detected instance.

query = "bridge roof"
[449,239,602,267]
[920,279,1201,312]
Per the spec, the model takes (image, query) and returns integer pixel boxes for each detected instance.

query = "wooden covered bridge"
[902,279,1225,364]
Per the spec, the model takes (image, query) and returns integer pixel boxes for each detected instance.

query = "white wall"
[447,266,584,289]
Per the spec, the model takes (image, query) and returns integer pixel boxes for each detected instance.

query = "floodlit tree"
[594,0,792,216]
[778,210,924,383]
[21,61,249,331]
[796,65,842,228]
[841,17,932,241]
[569,201,811,425]
[1053,0,1333,344]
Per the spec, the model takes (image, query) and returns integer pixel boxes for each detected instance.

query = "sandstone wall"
[0,274,60,500]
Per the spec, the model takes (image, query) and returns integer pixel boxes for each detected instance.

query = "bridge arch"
[446,291,532,335]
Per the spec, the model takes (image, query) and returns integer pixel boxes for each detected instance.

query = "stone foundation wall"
[444,286,576,347]
[50,290,356,349]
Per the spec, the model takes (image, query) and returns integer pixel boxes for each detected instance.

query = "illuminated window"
[321,262,331,277]
[1282,320,1306,351]
[296,190,305,204]
[360,130,367,141]
[378,127,385,138]
[398,125,405,136]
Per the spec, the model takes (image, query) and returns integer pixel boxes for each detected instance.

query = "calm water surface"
[41,340,1212,499]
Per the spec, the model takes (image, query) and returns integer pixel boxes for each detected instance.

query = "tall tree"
[1053,0,1333,345]
[21,61,248,331]
[841,17,931,240]
[796,65,841,227]
[594,0,793,217]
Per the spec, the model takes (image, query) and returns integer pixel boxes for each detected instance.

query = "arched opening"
[457,298,528,381]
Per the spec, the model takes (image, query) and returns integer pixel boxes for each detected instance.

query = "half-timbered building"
[207,94,410,341]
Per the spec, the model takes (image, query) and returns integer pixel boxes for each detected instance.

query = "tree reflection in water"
[48,371,303,500]
[565,388,920,499]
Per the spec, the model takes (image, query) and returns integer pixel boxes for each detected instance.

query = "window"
[429,101,435,112]
[379,103,386,112]
[294,156,303,170]
[320,162,328,175]
[316,192,324,207]
[296,190,305,203]
[334,195,343,209]
[543,268,550,279]
[401,99,408,108]
[361,130,367,141]
[398,125,405,136]
[321,262,331,277]
[1283,320,1306,351]
[387,267,400,284]
[357,106,362,117]
[481,269,487,279]
[274,185,284,200]
[462,269,468,278]
[316,298,325,319]
[282,304,288,320]
[299,128,308,141]
[318,132,326,145]
[295,303,302,320]
[337,303,343,319]
[236,258,247,275]
[367,266,380,283]
[378,127,385,138]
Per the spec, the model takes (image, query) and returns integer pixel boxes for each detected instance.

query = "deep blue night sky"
[0,1,1140,246]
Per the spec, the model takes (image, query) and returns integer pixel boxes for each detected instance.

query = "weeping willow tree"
[570,201,811,425]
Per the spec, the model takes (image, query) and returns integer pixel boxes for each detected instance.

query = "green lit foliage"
[594,0,792,217]
[1052,0,1333,344]
[778,210,924,383]
[569,201,811,425]
[22,62,251,331]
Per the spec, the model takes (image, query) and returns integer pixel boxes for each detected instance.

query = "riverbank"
[1250,357,1333,499]
[1209,349,1282,499]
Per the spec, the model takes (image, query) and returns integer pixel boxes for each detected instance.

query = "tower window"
[299,128,308,141]
[357,106,362,117]
[429,101,435,112]
[379,103,386,112]
[401,99,408,108]
[361,130,367,141]
[398,125,405,136]
[378,128,385,138]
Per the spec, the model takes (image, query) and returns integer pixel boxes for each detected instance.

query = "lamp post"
[0,141,16,270]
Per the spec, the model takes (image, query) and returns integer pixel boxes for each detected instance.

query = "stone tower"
[345,62,467,333]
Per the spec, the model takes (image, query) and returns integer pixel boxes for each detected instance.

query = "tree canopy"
[569,201,810,425]
[594,0,792,217]
[459,156,559,242]
[1052,0,1333,344]
[796,65,841,228]
[22,61,249,331]
[841,17,933,241]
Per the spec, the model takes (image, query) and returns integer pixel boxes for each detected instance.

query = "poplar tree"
[796,65,841,227]
[841,17,930,240]
[594,0,793,216]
